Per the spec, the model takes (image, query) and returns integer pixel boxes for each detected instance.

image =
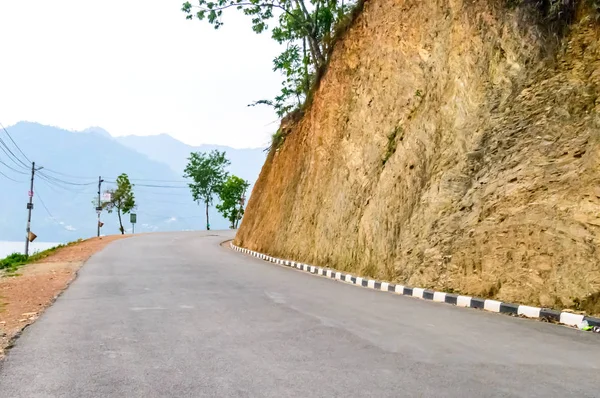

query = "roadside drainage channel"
[231,243,600,333]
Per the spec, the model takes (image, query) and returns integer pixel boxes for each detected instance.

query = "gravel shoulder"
[0,235,128,358]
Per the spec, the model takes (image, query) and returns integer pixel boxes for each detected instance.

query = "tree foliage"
[102,173,136,235]
[216,175,250,228]
[182,0,354,117]
[183,150,230,230]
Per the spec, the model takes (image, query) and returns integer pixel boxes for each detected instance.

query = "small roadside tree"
[183,150,230,230]
[217,175,250,229]
[102,173,136,235]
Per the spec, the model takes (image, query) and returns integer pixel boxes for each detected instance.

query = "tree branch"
[190,2,300,22]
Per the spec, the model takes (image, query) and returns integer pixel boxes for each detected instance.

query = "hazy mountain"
[115,134,266,183]
[0,122,265,243]
[81,127,112,139]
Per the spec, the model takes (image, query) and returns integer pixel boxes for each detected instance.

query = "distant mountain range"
[115,134,266,183]
[0,122,266,242]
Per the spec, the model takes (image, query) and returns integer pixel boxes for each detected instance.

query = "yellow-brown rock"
[236,0,600,314]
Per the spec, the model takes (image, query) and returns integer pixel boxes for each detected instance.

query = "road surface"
[0,231,599,397]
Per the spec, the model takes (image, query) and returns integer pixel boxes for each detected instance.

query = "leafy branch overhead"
[182,0,355,117]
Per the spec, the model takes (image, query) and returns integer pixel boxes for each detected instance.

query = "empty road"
[0,231,599,397]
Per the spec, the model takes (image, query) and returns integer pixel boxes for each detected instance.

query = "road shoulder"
[0,235,127,358]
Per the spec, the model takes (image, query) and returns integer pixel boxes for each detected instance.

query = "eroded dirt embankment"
[236,0,600,314]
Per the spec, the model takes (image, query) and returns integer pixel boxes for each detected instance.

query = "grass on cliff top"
[0,239,83,274]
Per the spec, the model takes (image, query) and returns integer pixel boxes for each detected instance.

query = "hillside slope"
[236,0,600,313]
[115,134,265,192]
[0,122,240,241]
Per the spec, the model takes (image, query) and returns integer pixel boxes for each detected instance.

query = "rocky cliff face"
[235,0,600,314]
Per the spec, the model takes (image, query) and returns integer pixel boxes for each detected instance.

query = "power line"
[142,198,196,206]
[0,136,29,170]
[37,174,94,194]
[122,177,190,183]
[39,168,93,179]
[36,191,76,231]
[0,168,24,183]
[36,191,55,218]
[38,171,96,186]
[0,158,28,174]
[43,169,190,185]
[0,122,31,163]
[104,180,189,189]
[133,188,190,196]
[136,210,203,220]
[0,122,30,169]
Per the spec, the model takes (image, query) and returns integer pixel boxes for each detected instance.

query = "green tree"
[216,175,250,229]
[183,150,230,230]
[102,173,136,235]
[182,0,354,117]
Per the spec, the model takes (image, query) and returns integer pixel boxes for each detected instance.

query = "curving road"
[0,231,599,397]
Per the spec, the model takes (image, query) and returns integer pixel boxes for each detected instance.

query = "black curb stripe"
[470,297,485,309]
[444,294,458,305]
[234,246,599,333]
[584,316,600,327]
[540,308,561,322]
[500,303,519,315]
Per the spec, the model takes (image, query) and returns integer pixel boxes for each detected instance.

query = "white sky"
[0,0,283,148]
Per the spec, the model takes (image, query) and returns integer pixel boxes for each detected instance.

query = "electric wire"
[0,136,29,169]
[37,173,94,194]
[0,168,24,183]
[0,122,31,163]
[104,180,188,189]
[36,191,76,231]
[38,171,96,186]
[0,158,28,174]
[43,169,190,185]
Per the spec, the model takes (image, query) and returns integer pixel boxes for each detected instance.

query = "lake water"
[0,241,62,259]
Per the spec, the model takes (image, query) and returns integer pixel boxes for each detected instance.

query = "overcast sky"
[0,0,283,148]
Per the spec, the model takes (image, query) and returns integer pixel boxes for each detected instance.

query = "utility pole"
[96,176,104,237]
[25,162,42,256]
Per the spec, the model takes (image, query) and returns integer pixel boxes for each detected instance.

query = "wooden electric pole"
[25,162,42,256]
[96,176,104,237]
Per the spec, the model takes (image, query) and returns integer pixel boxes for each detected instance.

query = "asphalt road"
[0,231,599,397]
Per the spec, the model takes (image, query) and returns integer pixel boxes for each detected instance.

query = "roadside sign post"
[130,213,137,234]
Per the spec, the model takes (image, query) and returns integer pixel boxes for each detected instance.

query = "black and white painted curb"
[230,243,600,332]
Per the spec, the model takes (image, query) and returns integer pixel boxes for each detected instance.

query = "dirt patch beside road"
[0,235,127,358]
